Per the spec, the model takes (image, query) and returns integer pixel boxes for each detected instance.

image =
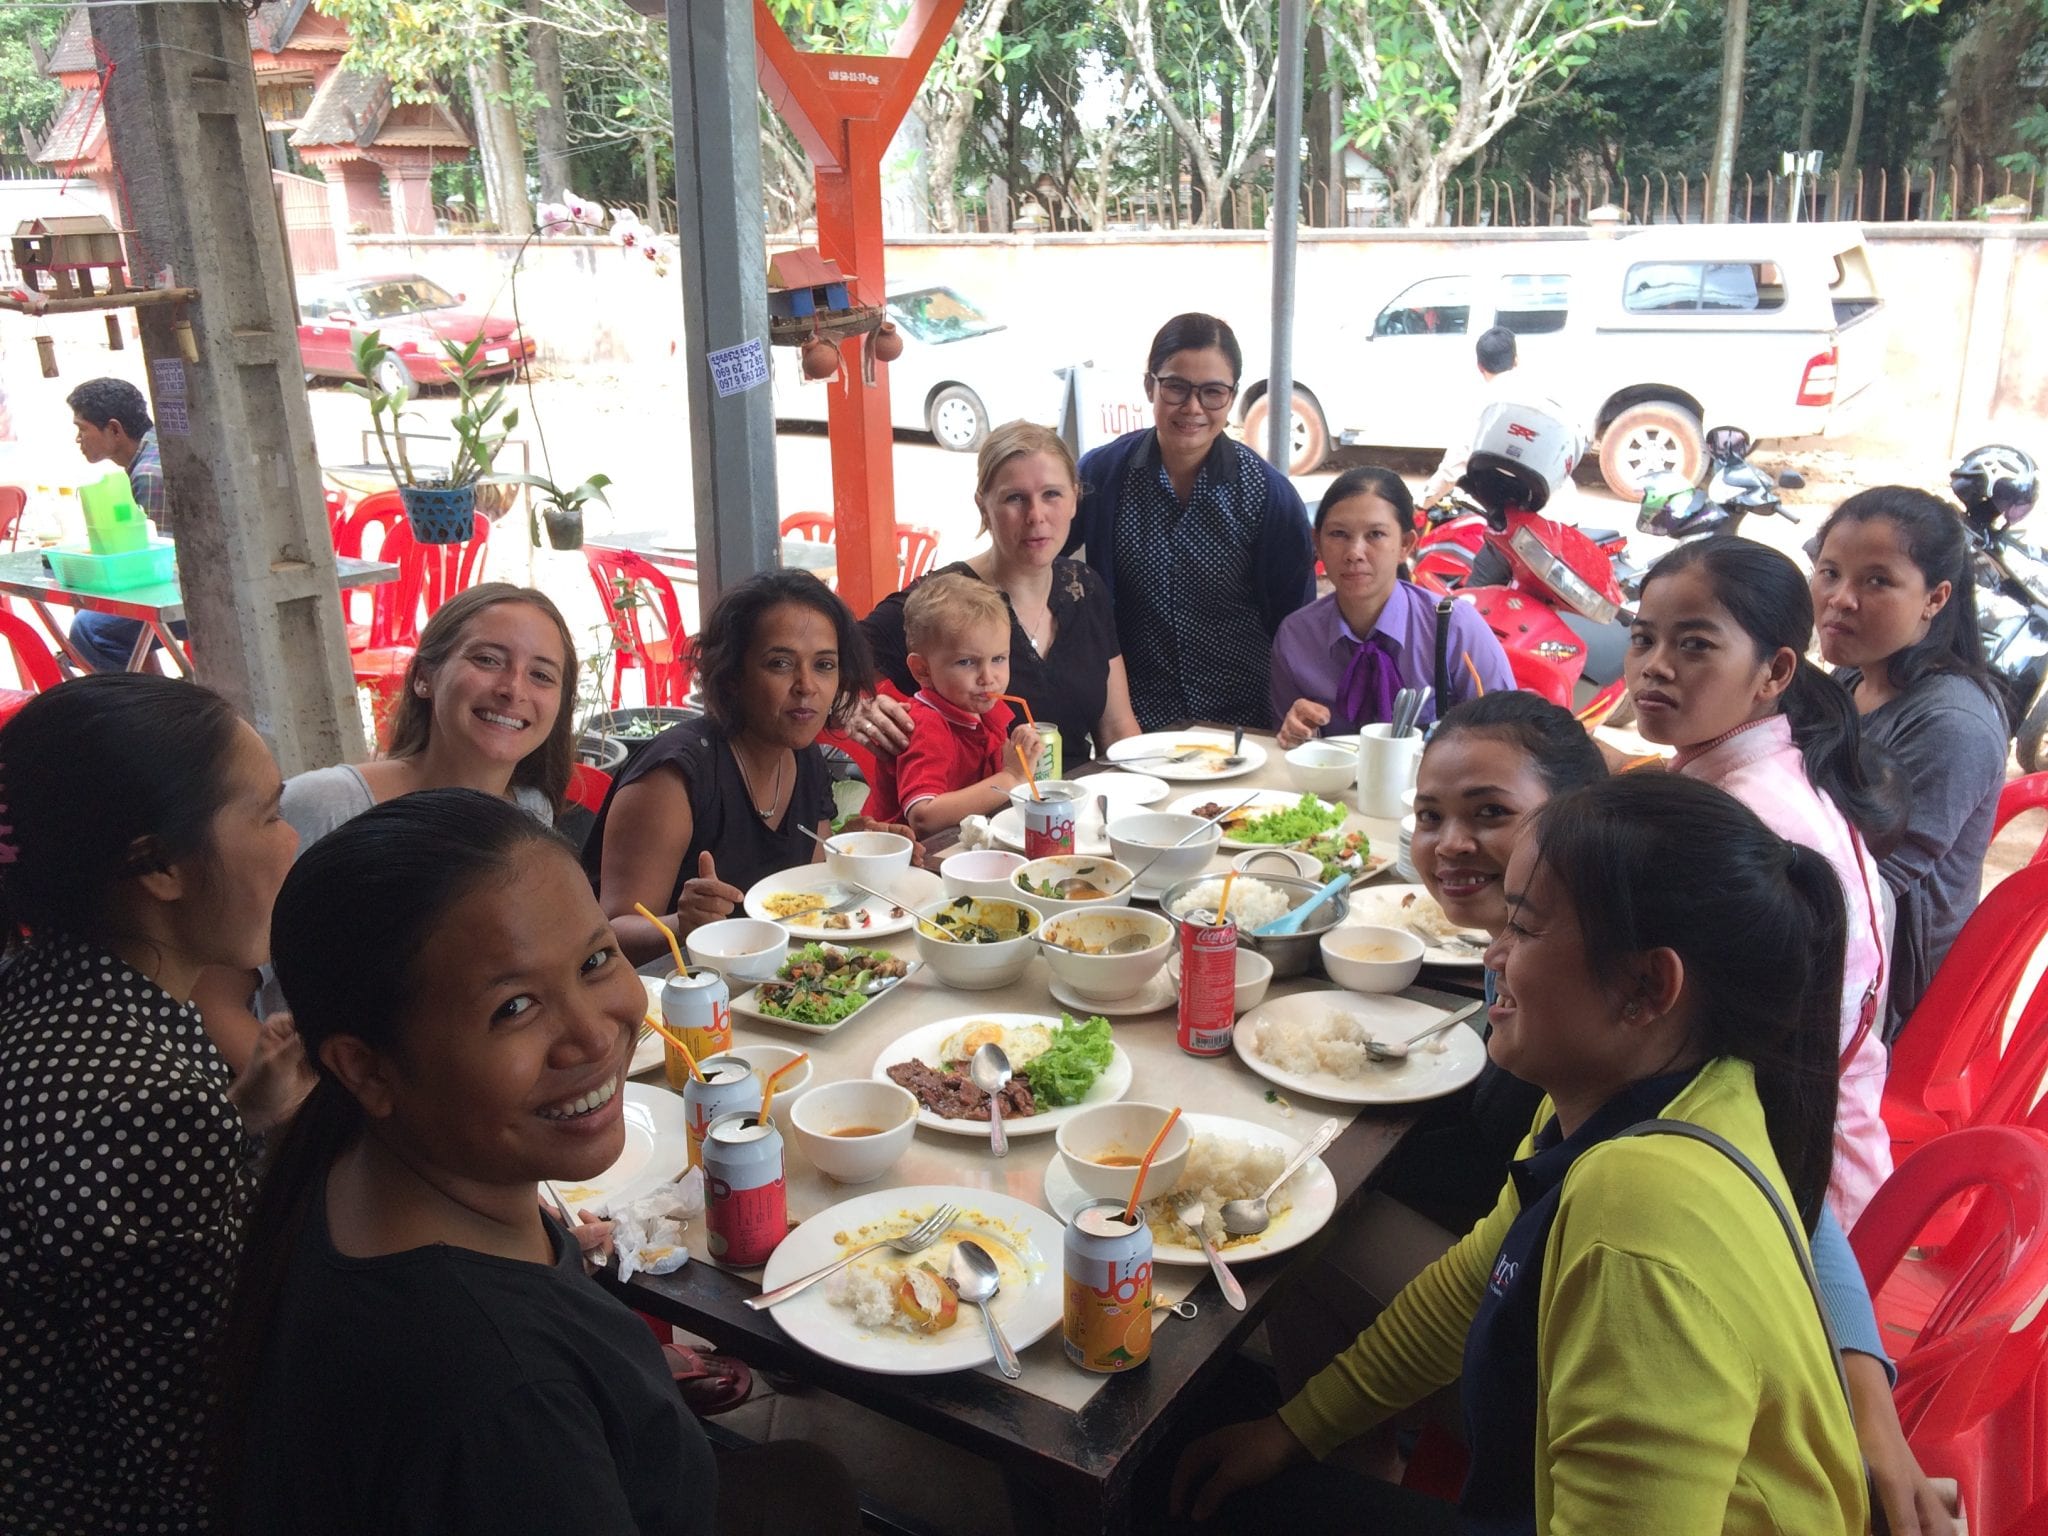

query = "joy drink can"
[1012,782,1080,858]
[661,967,731,1089]
[684,1054,760,1171]
[703,1110,787,1268]
[1062,1199,1153,1372]
[1176,909,1238,1057]
[1033,724,1064,784]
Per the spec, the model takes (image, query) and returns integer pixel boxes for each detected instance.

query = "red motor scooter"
[1412,490,1631,597]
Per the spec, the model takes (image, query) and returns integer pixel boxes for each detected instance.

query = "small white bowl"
[1106,812,1221,894]
[1321,925,1425,993]
[912,895,1039,990]
[1037,907,1174,1002]
[1233,846,1321,881]
[825,830,914,887]
[724,1042,813,1101]
[1056,1102,1192,1203]
[1285,740,1359,798]
[941,848,1029,904]
[788,1080,919,1185]
[685,917,789,985]
[1169,946,1274,1015]
[1010,855,1135,919]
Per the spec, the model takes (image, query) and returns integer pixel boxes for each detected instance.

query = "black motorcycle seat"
[1578,526,1623,546]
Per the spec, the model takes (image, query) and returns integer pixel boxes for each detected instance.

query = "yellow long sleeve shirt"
[1278,1057,1868,1535]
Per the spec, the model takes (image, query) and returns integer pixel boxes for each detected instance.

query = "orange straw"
[1619,753,1665,773]
[632,902,689,978]
[1462,653,1486,697]
[1214,871,1238,925]
[1000,693,1037,726]
[759,1051,810,1126]
[1014,743,1040,799]
[1123,1106,1184,1223]
[645,1016,706,1082]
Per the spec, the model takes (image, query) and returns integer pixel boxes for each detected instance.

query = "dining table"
[0,547,400,676]
[612,730,1486,1536]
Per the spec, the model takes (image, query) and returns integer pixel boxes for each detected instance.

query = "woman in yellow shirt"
[1173,773,1869,1535]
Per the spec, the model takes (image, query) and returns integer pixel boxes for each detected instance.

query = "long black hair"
[1814,485,2001,718]
[0,673,244,947]
[1531,774,1845,1229]
[212,791,573,1514]
[1427,691,1606,797]
[687,568,875,733]
[1642,537,1898,841]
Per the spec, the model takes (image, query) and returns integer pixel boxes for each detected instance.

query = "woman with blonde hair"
[851,419,1140,763]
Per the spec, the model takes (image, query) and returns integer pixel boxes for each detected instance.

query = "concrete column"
[88,0,364,773]
[1950,225,2019,455]
[382,160,437,238]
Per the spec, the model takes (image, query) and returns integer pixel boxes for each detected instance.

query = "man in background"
[65,377,183,672]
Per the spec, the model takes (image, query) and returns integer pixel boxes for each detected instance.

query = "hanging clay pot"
[870,321,904,363]
[801,336,841,379]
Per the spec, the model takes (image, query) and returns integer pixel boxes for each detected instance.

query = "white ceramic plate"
[1233,990,1486,1106]
[870,1013,1134,1137]
[633,977,668,1075]
[759,1186,1064,1376]
[1105,729,1267,782]
[744,863,945,941]
[1086,770,1172,805]
[1038,1112,1339,1265]
[1048,969,1177,1018]
[537,1083,688,1218]
[1340,883,1489,969]
[727,946,925,1036]
[1164,789,1347,851]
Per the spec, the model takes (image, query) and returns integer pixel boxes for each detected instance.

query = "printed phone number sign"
[707,337,770,399]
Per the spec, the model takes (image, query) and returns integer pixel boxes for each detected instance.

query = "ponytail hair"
[211,790,574,1515]
[1531,774,1844,1229]
[1426,691,1606,797]
[1643,537,1896,841]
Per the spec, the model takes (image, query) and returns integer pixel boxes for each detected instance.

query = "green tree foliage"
[0,9,64,156]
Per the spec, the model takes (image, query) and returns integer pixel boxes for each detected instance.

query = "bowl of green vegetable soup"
[913,896,1040,990]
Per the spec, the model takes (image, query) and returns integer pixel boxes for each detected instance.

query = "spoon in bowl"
[1218,1117,1343,1237]
[971,1042,1013,1157]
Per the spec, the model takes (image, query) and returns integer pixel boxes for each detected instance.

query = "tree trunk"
[1795,17,1823,155]
[1410,159,1448,229]
[468,41,531,236]
[1708,0,1749,223]
[1218,84,1236,229]
[526,0,573,201]
[641,132,662,234]
[1306,23,1333,226]
[1840,0,1881,175]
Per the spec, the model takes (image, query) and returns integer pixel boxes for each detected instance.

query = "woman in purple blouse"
[1270,467,1513,746]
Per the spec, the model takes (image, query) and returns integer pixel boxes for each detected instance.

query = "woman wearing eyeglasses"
[1064,313,1315,730]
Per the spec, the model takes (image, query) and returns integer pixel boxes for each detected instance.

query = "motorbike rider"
[1420,328,1583,515]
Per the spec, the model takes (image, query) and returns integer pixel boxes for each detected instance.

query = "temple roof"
[28,89,106,169]
[290,66,471,154]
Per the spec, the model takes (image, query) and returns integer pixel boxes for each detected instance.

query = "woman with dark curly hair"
[586,569,908,962]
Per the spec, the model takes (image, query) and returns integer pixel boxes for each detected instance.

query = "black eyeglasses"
[1148,373,1237,410]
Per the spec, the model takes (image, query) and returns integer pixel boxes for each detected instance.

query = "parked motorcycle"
[1952,444,2048,769]
[1626,424,1807,592]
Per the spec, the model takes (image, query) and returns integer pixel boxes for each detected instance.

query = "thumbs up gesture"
[676,850,744,932]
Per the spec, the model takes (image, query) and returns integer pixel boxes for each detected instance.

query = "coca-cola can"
[1062,1198,1153,1372]
[1176,908,1238,1057]
[683,1054,760,1171]
[703,1110,787,1268]
[1011,781,1082,858]
[661,967,731,1090]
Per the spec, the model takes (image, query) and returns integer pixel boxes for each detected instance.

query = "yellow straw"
[1215,871,1238,925]
[633,902,688,977]
[645,1016,706,1083]
[1462,653,1485,697]
[1122,1106,1183,1224]
[759,1051,810,1127]
[1014,743,1040,799]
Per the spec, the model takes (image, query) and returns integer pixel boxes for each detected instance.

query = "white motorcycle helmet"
[1458,399,1583,516]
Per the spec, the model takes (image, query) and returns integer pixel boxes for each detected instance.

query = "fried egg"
[937,1020,1053,1069]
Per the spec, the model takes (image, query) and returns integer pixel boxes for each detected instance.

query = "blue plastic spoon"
[1249,872,1354,937]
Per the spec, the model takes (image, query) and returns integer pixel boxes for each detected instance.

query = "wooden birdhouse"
[766,247,852,321]
[11,214,129,299]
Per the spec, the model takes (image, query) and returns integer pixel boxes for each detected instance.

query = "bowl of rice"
[1160,873,1350,979]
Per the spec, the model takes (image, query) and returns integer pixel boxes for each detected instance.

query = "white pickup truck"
[1243,222,1886,498]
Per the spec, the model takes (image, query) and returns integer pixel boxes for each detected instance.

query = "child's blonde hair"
[905,571,1011,654]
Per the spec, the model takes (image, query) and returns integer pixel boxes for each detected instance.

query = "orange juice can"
[661,967,730,1089]
[1062,1199,1153,1372]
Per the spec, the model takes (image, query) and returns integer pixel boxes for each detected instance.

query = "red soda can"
[703,1109,787,1268]
[1176,906,1238,1057]
[683,1053,760,1170]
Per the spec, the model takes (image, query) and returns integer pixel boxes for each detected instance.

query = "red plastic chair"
[779,511,835,543]
[332,491,409,649]
[1851,1126,2048,1535]
[896,523,941,588]
[322,487,349,540]
[1883,863,2048,1167]
[585,546,693,708]
[351,511,492,744]
[1996,774,2048,871]
[0,486,27,551]
[0,607,64,725]
[566,762,613,814]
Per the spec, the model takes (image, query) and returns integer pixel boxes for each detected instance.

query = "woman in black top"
[222,790,859,1535]
[849,420,1141,764]
[0,675,304,1535]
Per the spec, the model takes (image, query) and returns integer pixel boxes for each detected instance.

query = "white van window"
[1495,273,1569,334]
[1374,276,1471,337]
[1624,262,1786,314]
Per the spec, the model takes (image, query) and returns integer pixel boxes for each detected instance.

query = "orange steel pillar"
[754,0,963,616]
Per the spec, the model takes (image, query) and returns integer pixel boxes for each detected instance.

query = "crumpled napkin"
[610,1167,705,1281]
[957,815,991,851]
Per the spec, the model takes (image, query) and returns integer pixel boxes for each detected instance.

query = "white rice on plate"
[1248,1007,1447,1081]
[1167,877,1292,932]
[1144,1135,1298,1250]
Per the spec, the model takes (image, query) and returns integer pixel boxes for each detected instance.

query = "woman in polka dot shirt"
[0,674,305,1533]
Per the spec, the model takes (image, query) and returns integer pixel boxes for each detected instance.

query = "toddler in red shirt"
[864,572,1041,836]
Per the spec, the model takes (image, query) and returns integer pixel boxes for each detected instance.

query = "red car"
[296,272,535,390]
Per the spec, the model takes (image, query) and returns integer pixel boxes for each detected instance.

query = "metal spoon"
[1365,998,1487,1064]
[1218,1117,1343,1237]
[947,1240,1020,1378]
[1221,725,1248,767]
[1175,1198,1246,1311]
[970,1042,1012,1157]
[1052,860,1121,900]
[1038,921,1156,957]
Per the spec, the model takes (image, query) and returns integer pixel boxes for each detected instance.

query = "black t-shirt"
[582,714,833,904]
[238,1192,715,1536]
[861,558,1123,761]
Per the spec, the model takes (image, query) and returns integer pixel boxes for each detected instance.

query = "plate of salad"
[1166,790,1349,850]
[729,943,924,1034]
[869,1013,1132,1137]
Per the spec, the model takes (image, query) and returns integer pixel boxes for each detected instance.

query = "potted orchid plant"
[350,329,518,544]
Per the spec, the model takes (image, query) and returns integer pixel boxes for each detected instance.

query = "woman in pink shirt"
[1625,537,1899,1227]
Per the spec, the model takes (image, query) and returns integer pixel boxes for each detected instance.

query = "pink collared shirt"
[1675,713,1892,1227]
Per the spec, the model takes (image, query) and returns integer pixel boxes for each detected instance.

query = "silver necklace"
[731,742,787,824]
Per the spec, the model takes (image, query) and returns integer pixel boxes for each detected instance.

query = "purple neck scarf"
[1335,631,1400,729]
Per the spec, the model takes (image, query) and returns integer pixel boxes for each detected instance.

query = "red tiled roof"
[768,249,845,290]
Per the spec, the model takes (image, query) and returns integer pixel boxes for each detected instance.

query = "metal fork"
[744,1202,961,1309]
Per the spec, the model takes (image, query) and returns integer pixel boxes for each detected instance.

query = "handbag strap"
[1839,826,1887,1070]
[1433,596,1455,711]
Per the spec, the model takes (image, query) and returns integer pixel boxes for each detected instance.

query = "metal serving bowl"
[1157,872,1351,980]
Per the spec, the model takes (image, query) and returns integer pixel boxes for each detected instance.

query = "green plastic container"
[81,469,148,556]
[48,539,176,594]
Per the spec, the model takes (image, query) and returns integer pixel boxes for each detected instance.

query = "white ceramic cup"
[1355,723,1425,821]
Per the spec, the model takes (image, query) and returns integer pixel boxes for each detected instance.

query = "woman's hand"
[1277,699,1332,750]
[1848,1352,1957,1536]
[1169,1414,1311,1523]
[847,694,915,756]
[226,1011,317,1135]
[675,851,744,933]
[571,1209,615,1273]
[840,815,933,869]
